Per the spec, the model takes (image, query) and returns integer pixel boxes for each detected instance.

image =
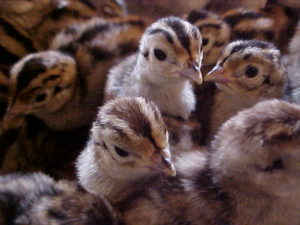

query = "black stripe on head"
[17,57,47,93]
[0,45,21,65]
[230,40,275,55]
[78,0,96,10]
[108,100,161,152]
[88,46,114,61]
[148,28,174,44]
[77,24,110,43]
[223,11,263,26]
[200,23,221,30]
[164,17,191,55]
[49,8,81,22]
[186,10,209,24]
[0,18,36,53]
[42,74,60,84]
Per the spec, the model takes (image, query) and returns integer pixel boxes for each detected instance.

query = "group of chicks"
[1,0,300,224]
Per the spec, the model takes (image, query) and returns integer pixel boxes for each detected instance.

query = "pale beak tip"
[194,73,203,85]
[170,164,177,177]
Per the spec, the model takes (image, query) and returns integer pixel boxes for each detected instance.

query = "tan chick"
[200,39,287,143]
[105,16,203,121]
[184,9,231,73]
[0,172,121,225]
[76,97,176,202]
[115,99,300,225]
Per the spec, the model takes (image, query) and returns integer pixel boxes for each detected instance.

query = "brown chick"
[76,97,176,202]
[0,172,122,225]
[115,99,300,225]
[199,39,287,144]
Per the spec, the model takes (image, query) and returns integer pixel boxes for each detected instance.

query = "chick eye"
[35,93,47,102]
[154,49,167,61]
[245,65,258,78]
[202,37,209,46]
[114,146,129,157]
[263,159,285,172]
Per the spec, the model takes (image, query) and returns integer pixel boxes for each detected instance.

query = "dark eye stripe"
[42,75,60,84]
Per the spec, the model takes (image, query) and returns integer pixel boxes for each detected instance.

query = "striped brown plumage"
[0,16,146,178]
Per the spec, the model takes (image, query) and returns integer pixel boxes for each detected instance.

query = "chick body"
[0,173,121,225]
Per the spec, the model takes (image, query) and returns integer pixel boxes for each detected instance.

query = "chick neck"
[132,57,196,120]
[207,86,263,142]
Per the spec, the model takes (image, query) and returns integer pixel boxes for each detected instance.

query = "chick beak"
[149,148,176,177]
[204,66,232,84]
[179,60,202,84]
[1,103,28,130]
[161,147,176,177]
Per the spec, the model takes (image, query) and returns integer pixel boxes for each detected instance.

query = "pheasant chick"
[76,97,176,202]
[105,16,203,120]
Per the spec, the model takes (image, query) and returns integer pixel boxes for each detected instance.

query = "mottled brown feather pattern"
[0,16,146,178]
[0,173,122,225]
